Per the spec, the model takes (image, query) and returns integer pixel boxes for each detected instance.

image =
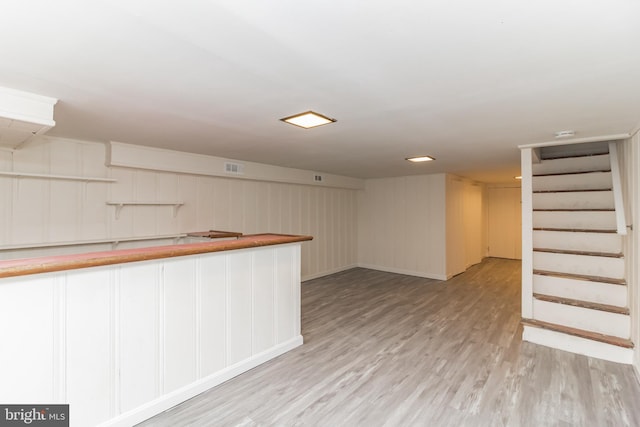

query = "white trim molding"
[518,133,630,149]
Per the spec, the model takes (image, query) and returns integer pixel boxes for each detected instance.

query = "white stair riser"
[533,230,622,253]
[532,154,610,175]
[532,191,614,210]
[533,251,624,279]
[533,172,612,191]
[522,325,633,364]
[533,274,627,307]
[533,211,616,230]
[533,299,630,338]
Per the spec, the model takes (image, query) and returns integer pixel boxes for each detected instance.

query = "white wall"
[620,133,640,377]
[357,173,485,280]
[0,136,358,280]
[357,174,447,279]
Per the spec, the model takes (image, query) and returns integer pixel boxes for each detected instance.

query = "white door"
[488,187,522,259]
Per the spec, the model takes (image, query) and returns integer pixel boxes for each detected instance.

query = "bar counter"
[0,233,312,426]
[0,233,312,278]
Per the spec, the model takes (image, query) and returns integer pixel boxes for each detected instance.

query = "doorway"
[487,186,522,259]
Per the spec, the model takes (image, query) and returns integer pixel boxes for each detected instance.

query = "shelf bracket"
[114,204,124,220]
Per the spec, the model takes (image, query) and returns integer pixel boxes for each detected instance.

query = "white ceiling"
[1,0,639,182]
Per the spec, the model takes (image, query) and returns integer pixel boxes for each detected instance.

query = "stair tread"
[534,188,612,193]
[533,169,611,177]
[533,227,617,233]
[533,209,614,212]
[533,293,629,315]
[533,269,626,285]
[522,319,633,348]
[533,247,623,258]
[541,152,610,160]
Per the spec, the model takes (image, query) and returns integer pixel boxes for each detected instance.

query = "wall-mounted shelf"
[0,171,117,183]
[0,234,188,252]
[106,201,184,219]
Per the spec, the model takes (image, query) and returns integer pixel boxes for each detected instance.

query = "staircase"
[521,141,634,364]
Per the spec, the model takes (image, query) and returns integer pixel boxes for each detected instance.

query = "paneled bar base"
[0,233,312,427]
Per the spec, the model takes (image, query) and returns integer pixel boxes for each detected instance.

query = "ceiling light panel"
[406,156,435,162]
[280,111,336,129]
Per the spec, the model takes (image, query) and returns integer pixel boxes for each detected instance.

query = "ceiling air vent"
[224,162,244,175]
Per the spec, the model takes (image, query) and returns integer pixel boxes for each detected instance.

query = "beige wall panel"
[358,174,448,280]
[488,186,522,259]
[464,183,484,268]
[446,176,466,277]
[621,134,640,375]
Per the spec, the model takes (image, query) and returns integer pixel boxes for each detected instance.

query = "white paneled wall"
[358,173,485,280]
[0,137,358,280]
[0,244,303,427]
[359,174,446,279]
[620,133,640,376]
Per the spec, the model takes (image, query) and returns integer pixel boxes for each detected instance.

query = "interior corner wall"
[446,174,485,278]
[357,174,447,280]
[0,137,358,281]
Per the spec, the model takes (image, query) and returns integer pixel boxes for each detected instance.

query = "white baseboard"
[356,263,447,281]
[522,325,633,364]
[101,336,304,427]
[302,264,358,282]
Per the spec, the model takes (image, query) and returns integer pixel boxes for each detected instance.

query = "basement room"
[0,1,639,426]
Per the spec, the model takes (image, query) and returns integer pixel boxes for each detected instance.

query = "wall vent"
[314,174,323,182]
[224,162,244,175]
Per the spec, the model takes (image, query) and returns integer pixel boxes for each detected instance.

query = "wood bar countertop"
[0,233,313,279]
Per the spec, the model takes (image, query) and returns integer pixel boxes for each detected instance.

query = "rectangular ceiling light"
[406,155,435,162]
[280,111,336,129]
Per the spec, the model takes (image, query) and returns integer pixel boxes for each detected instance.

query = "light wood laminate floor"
[138,258,640,427]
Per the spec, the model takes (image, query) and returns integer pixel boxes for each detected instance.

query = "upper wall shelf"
[0,171,117,183]
[0,87,58,150]
[0,233,188,252]
[106,201,184,219]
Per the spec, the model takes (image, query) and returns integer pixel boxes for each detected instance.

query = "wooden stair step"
[541,152,609,160]
[533,269,626,285]
[533,169,611,177]
[533,247,623,258]
[533,227,617,233]
[522,318,633,349]
[533,188,612,193]
[533,209,614,212]
[533,293,629,315]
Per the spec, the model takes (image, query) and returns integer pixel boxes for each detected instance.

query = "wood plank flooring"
[137,258,640,427]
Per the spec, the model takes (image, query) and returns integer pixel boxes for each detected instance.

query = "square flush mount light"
[406,155,435,162]
[280,111,336,129]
